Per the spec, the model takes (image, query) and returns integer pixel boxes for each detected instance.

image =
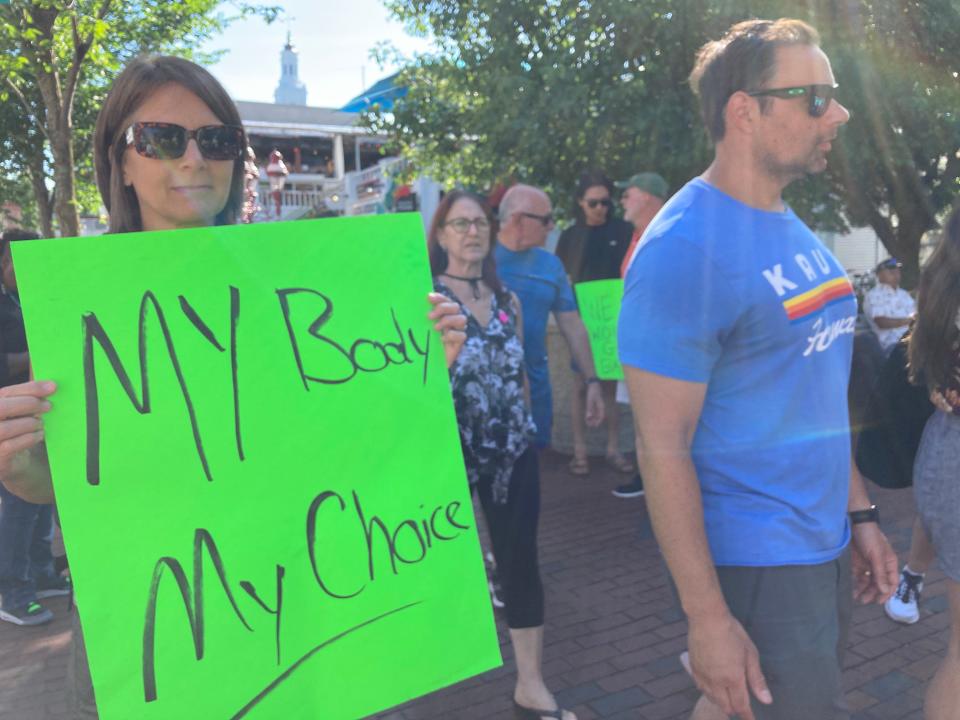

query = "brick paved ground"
[0,451,948,720]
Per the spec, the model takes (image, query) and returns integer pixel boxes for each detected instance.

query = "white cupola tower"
[274,32,307,106]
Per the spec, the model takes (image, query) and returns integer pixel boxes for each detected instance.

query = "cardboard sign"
[13,214,501,720]
[574,279,624,381]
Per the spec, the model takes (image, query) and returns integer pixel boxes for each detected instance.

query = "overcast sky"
[202,0,431,109]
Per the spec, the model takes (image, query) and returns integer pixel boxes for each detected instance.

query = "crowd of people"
[1,13,960,720]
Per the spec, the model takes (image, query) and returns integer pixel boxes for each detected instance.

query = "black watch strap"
[585,376,602,385]
[849,505,880,525]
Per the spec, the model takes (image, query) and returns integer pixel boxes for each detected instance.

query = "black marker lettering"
[407,326,430,385]
[355,490,398,578]
[142,529,253,702]
[389,520,427,565]
[178,287,244,461]
[445,500,470,530]
[230,286,243,460]
[306,491,365,599]
[240,565,285,665]
[83,291,211,486]
[276,288,356,387]
[277,289,431,387]
[430,505,457,541]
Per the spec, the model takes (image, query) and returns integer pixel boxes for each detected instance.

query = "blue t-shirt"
[494,243,577,445]
[618,178,855,567]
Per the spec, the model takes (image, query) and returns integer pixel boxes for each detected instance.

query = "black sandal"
[512,700,568,719]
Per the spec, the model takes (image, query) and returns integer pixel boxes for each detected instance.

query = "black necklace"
[441,272,483,300]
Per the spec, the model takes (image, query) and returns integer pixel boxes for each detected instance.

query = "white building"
[273,33,307,106]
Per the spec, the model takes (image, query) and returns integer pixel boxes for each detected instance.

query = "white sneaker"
[884,570,923,624]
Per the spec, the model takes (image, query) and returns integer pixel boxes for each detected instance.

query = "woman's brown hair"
[909,206,960,389]
[427,189,504,298]
[93,55,246,234]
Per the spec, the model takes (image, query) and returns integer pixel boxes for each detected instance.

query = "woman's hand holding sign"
[427,292,467,367]
[0,379,56,504]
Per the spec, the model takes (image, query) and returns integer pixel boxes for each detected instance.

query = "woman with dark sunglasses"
[0,55,466,718]
[555,170,634,477]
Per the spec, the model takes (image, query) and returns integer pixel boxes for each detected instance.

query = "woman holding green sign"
[0,55,467,718]
[429,190,576,720]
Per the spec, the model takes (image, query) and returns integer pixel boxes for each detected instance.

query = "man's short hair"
[498,184,546,223]
[689,18,821,142]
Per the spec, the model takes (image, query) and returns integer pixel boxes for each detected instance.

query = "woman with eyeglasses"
[0,55,466,718]
[907,205,960,719]
[555,170,634,478]
[429,190,576,720]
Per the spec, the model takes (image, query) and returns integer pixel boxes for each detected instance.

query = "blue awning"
[340,72,408,112]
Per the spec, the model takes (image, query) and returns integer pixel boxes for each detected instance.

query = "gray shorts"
[914,410,960,581]
[714,549,852,720]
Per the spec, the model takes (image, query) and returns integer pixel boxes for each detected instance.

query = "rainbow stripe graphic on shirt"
[783,276,855,324]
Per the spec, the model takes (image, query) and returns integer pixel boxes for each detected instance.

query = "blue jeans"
[0,482,56,609]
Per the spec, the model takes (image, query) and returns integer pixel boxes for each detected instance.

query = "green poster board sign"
[13,214,501,720]
[574,279,624,381]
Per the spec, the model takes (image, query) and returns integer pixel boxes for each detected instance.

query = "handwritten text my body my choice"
[76,285,470,710]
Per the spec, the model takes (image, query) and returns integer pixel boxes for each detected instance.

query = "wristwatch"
[585,377,602,385]
[849,505,880,525]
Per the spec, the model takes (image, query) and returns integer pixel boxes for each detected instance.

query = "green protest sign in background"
[574,279,624,381]
[13,214,501,720]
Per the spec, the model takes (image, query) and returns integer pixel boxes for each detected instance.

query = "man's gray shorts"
[715,548,852,720]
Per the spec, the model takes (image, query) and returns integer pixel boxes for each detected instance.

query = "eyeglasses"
[518,211,554,227]
[124,122,245,161]
[444,217,491,234]
[586,199,612,209]
[747,83,838,118]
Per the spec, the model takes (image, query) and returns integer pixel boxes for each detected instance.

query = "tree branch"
[64,0,113,113]
[2,78,49,142]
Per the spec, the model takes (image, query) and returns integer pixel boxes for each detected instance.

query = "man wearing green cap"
[615,172,669,278]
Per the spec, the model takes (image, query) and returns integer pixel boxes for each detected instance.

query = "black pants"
[475,446,545,628]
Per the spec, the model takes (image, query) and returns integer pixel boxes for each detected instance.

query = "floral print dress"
[435,279,537,504]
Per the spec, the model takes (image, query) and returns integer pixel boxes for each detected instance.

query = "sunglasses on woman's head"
[124,122,245,161]
[586,198,612,209]
[746,83,838,118]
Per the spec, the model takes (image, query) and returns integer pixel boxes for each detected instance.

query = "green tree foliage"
[0,0,280,237]
[374,0,960,282]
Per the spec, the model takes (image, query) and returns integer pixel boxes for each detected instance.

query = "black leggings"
[475,446,545,628]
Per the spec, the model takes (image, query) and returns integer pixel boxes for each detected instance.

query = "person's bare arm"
[555,310,603,426]
[624,365,770,719]
[0,380,56,504]
[871,316,912,329]
[848,458,898,604]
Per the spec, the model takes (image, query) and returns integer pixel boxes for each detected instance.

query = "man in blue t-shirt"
[618,19,897,720]
[494,184,604,448]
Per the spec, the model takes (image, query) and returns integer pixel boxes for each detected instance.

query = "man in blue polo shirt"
[618,19,897,720]
[494,184,604,448]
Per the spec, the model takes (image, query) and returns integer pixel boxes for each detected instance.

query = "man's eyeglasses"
[747,83,838,118]
[444,217,491,234]
[518,211,554,227]
[124,122,245,161]
[586,198,612,209]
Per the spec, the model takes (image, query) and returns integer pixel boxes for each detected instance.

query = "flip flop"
[568,456,589,475]
[605,453,634,474]
[513,700,570,719]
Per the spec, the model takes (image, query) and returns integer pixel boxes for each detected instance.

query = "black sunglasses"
[747,83,838,118]
[518,211,554,226]
[586,198,612,209]
[124,122,245,161]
